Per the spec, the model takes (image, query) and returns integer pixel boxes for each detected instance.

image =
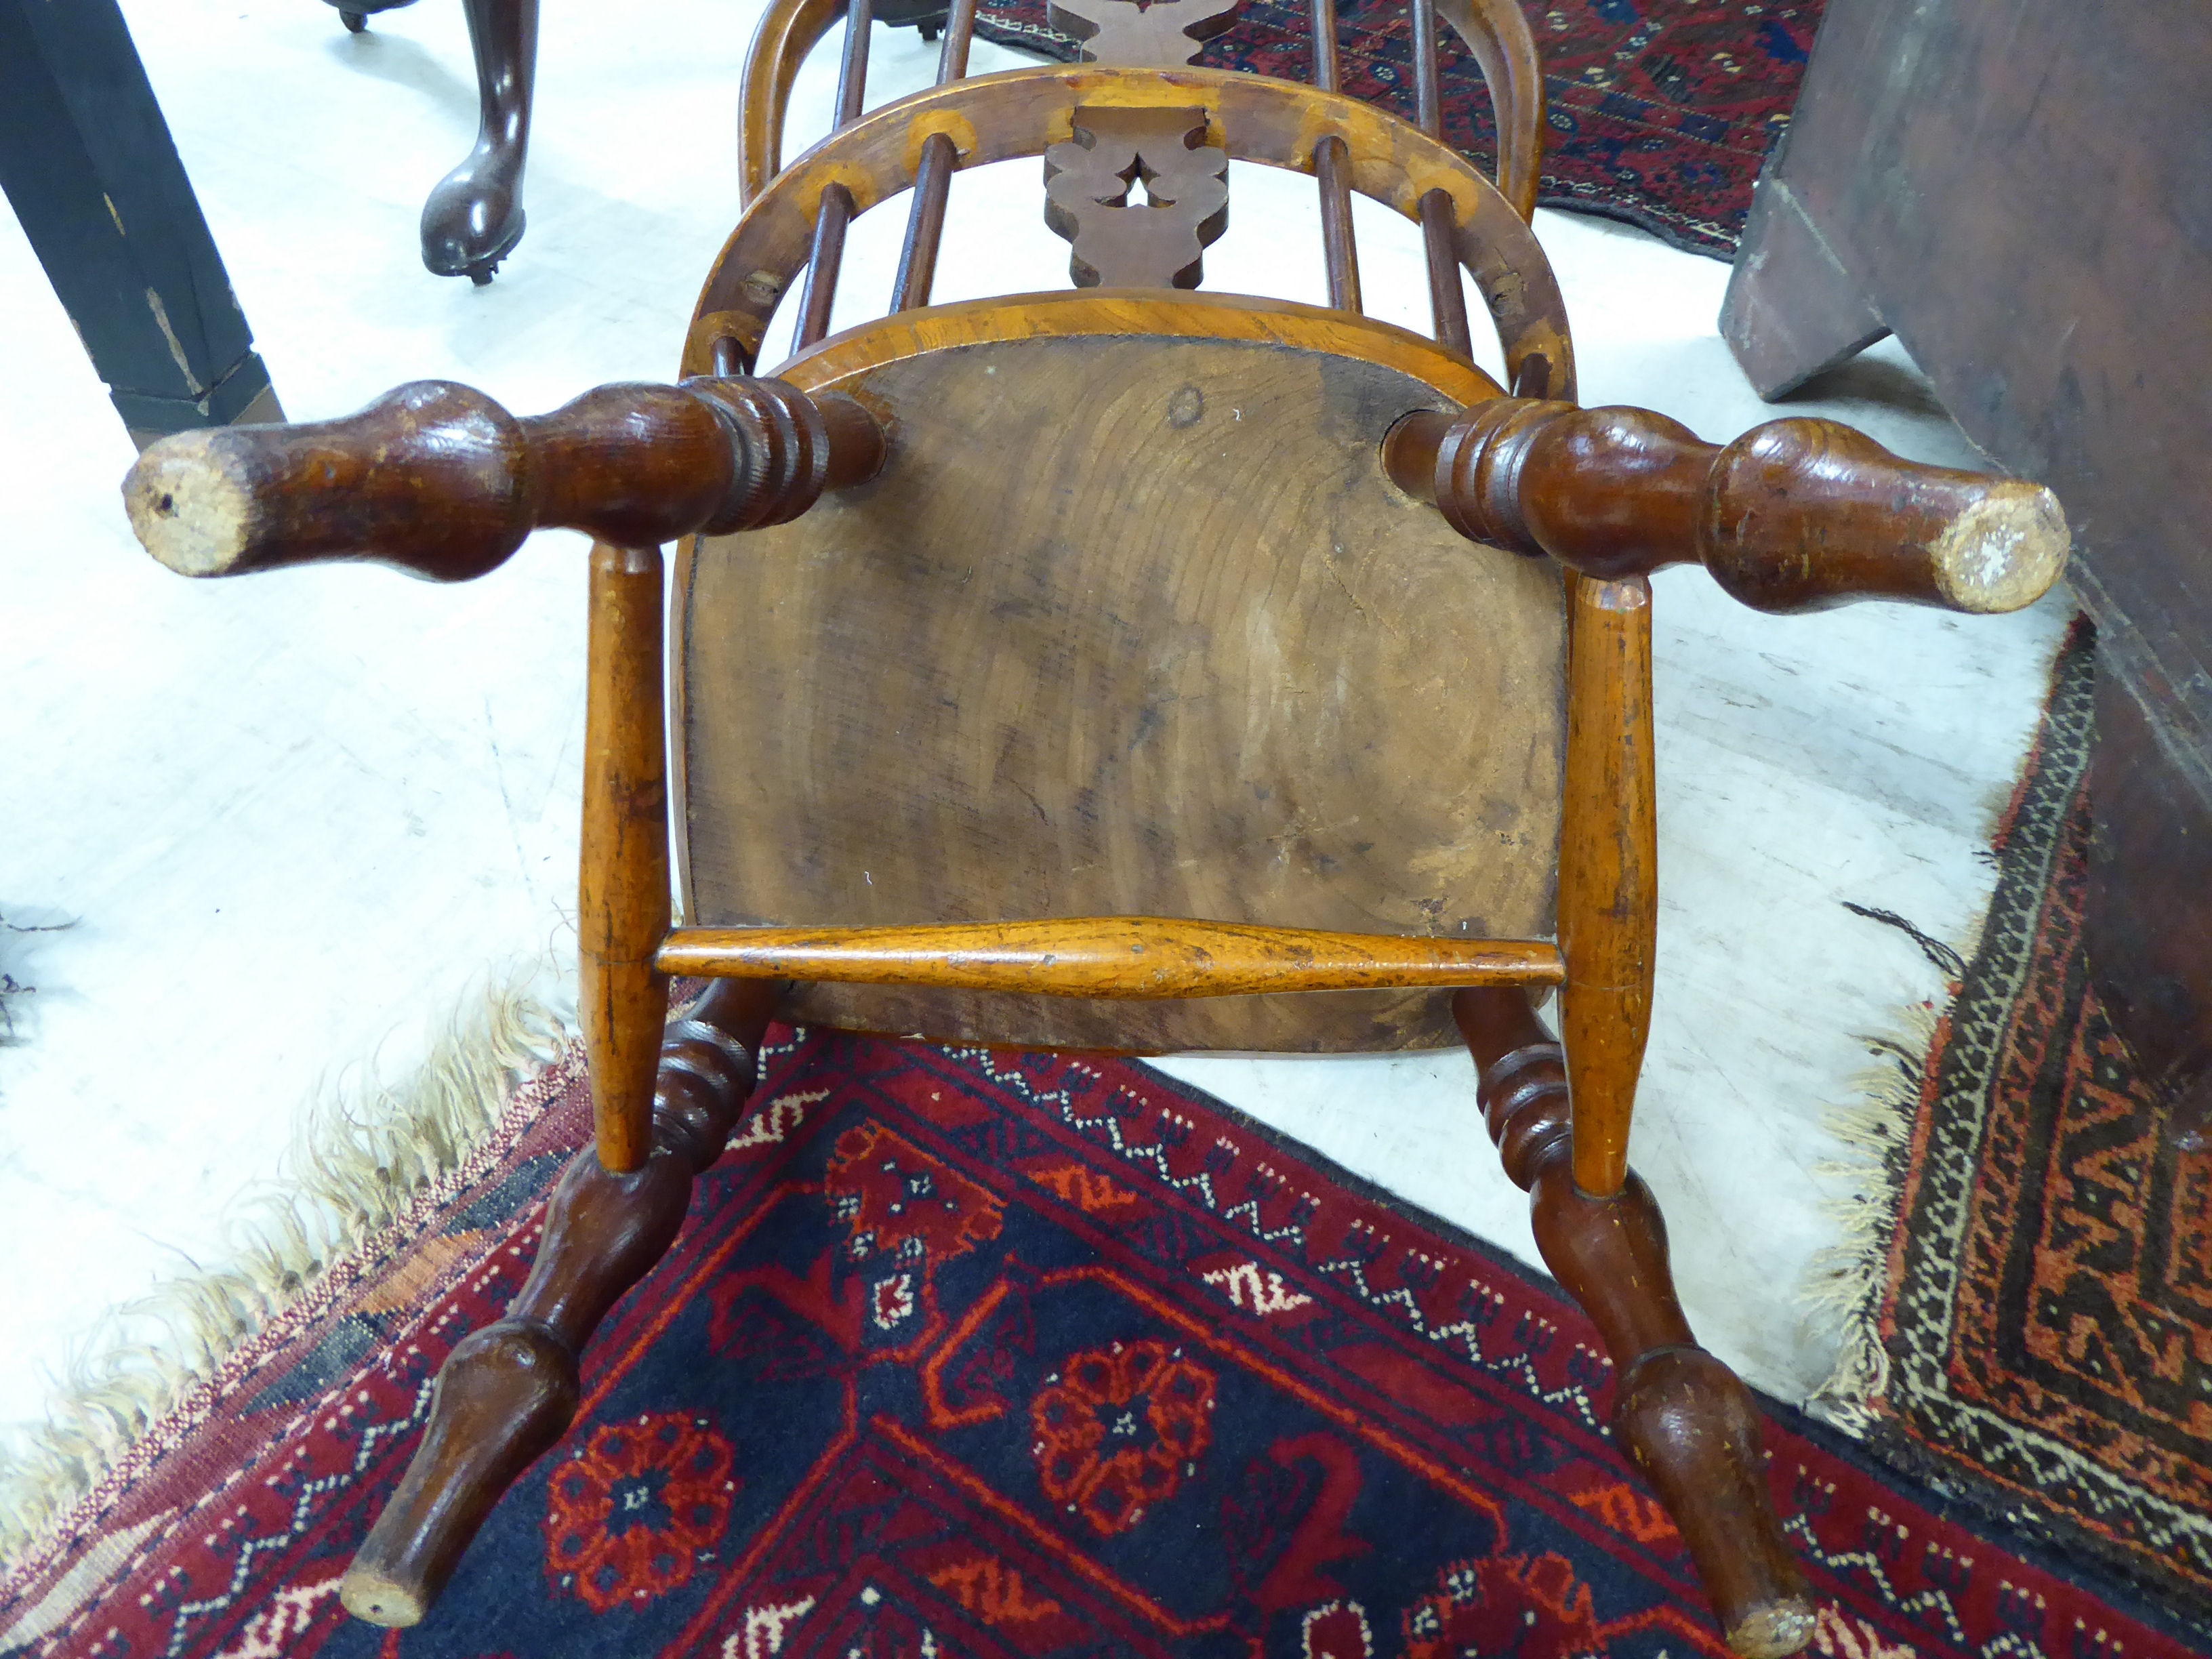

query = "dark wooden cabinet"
[1720,0,2212,1126]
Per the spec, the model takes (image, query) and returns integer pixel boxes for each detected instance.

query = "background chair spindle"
[936,0,976,81]
[1315,138,1364,311]
[832,0,872,123]
[891,0,975,312]
[1309,0,1339,86]
[890,134,957,310]
[1308,0,1363,311]
[794,0,876,348]
[1420,190,1474,354]
[1406,0,1471,352]
[1409,0,1444,135]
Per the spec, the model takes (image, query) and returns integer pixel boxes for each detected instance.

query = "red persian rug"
[972,0,1821,255]
[1825,619,2212,1633]
[1,1012,2196,1656]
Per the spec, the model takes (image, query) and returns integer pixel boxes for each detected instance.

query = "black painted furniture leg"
[0,0,281,448]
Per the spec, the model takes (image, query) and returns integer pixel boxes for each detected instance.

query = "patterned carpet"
[2,1013,2196,1656]
[972,0,1822,255]
[1829,621,2212,1635]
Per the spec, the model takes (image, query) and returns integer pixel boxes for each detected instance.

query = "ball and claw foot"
[338,981,779,1626]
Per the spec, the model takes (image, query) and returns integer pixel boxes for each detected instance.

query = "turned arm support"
[1386,400,2068,614]
[121,376,885,580]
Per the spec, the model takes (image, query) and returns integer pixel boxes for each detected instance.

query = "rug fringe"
[1797,606,2070,1435]
[1801,998,1940,1435]
[0,972,573,1574]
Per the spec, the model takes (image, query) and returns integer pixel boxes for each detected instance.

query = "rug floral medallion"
[2,1011,2196,1657]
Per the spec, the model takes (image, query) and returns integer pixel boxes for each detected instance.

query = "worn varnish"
[657,918,1563,995]
[1386,400,2068,614]
[121,376,885,581]
[579,542,672,1173]
[679,320,1568,1052]
[1555,574,1656,1199]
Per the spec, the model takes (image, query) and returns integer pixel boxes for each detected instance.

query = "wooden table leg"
[420,0,537,282]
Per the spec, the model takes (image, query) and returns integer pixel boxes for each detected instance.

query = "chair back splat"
[117,0,2069,1644]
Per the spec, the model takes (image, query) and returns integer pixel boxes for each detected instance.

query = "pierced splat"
[1044,106,1229,289]
[1048,0,1242,65]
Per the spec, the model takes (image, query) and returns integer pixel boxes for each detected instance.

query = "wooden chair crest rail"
[119,0,2068,1648]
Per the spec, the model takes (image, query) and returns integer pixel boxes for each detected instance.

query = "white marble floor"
[0,0,2067,1523]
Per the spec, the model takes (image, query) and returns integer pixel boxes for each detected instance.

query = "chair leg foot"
[341,981,781,1626]
[340,1319,578,1626]
[419,0,535,281]
[1455,988,1816,1658]
[1615,1347,1819,1659]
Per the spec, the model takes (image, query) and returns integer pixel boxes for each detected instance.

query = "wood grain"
[676,321,1568,1052]
[123,377,885,581]
[1555,574,1656,1198]
[579,541,670,1172]
[657,918,1563,994]
[738,0,843,204]
[1387,399,2068,614]
[1044,106,1230,289]
[755,289,1512,398]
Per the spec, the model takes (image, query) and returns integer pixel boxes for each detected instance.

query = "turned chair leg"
[419,0,536,282]
[1454,987,1816,1658]
[341,979,783,1626]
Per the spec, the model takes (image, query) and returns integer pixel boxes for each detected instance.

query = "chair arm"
[121,377,884,581]
[1387,400,2068,613]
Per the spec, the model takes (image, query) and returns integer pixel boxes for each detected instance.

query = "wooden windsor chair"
[121,0,2069,1647]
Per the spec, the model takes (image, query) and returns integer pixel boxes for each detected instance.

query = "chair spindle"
[794,0,876,350]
